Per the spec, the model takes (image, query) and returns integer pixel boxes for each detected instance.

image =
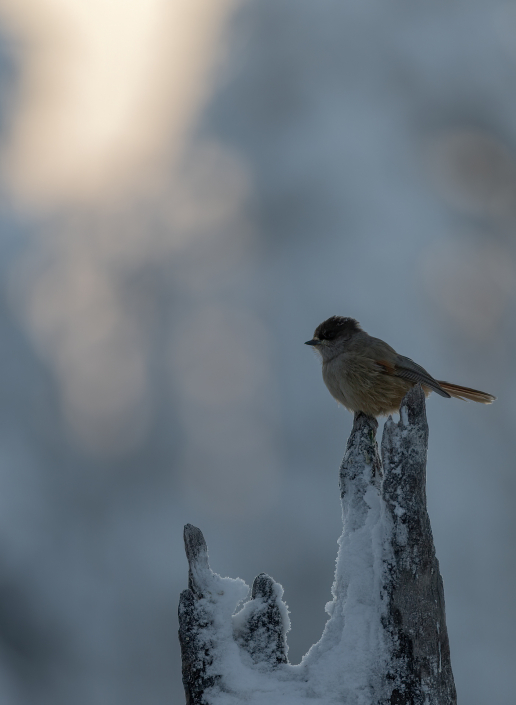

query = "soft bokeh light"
[7,140,250,454]
[421,237,515,340]
[0,0,237,204]
[426,128,516,220]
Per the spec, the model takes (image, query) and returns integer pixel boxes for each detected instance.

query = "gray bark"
[178,525,220,705]
[381,387,456,704]
[233,572,289,667]
[178,385,457,704]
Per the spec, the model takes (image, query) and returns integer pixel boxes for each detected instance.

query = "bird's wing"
[376,355,451,398]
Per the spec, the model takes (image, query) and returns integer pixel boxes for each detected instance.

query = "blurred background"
[0,0,513,702]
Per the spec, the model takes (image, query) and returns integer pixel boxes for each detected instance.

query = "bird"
[305,316,495,417]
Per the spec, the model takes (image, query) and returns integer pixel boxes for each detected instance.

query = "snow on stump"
[178,385,457,705]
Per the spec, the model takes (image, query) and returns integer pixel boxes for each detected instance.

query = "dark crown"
[314,316,361,341]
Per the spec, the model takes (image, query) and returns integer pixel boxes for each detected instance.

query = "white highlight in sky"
[0,0,237,204]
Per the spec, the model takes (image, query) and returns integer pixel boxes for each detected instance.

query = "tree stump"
[178,385,457,704]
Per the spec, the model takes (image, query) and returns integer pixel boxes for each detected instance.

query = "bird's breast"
[322,353,410,416]
[322,355,357,410]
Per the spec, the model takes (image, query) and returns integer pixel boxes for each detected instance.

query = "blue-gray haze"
[0,1,514,703]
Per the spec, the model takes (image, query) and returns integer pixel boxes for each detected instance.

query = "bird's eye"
[323,330,336,340]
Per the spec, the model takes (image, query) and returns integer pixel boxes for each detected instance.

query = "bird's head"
[305,316,362,360]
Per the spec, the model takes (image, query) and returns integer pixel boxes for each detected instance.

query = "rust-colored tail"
[437,381,496,404]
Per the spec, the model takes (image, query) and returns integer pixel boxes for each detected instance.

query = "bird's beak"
[305,338,321,346]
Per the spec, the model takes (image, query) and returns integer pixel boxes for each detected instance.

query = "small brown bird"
[305,316,495,417]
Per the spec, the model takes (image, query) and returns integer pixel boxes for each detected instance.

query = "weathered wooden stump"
[178,385,457,704]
